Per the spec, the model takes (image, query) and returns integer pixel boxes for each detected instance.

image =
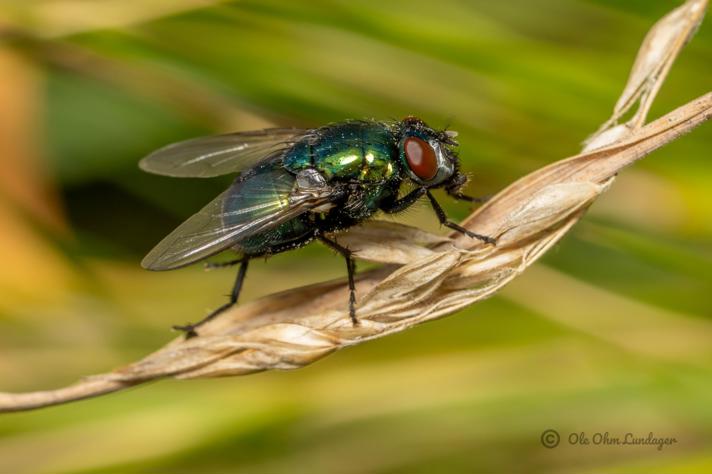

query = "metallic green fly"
[140,117,495,337]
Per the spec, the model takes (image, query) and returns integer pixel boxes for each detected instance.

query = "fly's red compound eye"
[404,136,437,181]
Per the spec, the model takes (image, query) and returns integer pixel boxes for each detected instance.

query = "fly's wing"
[142,164,335,270]
[139,128,308,178]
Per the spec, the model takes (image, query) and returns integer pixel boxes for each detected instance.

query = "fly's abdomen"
[237,217,312,255]
[222,162,312,256]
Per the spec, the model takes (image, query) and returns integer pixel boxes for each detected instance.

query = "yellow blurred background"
[0,1,710,473]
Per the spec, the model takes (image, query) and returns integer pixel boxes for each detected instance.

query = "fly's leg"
[205,258,243,270]
[318,234,358,326]
[174,258,250,338]
[379,187,427,214]
[426,191,496,245]
[444,172,490,204]
[446,191,491,204]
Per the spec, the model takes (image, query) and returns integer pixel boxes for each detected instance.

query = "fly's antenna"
[442,116,454,130]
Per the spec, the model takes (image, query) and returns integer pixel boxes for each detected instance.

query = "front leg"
[426,191,496,245]
[447,189,490,204]
[444,172,490,204]
[379,187,427,214]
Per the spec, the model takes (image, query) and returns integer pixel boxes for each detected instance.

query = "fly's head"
[396,116,466,191]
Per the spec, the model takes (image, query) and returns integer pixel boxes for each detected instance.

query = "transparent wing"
[142,165,334,270]
[139,128,308,178]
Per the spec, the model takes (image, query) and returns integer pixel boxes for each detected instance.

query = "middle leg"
[318,233,358,326]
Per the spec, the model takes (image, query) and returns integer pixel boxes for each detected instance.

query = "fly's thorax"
[342,183,394,218]
[281,121,404,221]
[291,168,338,213]
[294,168,328,192]
[315,145,397,183]
[283,121,399,184]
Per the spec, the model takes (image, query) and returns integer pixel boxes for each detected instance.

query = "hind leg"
[174,258,250,338]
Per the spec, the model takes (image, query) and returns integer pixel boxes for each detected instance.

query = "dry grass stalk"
[1,0,709,413]
[583,0,708,151]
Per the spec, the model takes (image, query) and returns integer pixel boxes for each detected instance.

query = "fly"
[140,117,495,337]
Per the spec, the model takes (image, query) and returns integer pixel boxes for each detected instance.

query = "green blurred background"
[0,1,710,473]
